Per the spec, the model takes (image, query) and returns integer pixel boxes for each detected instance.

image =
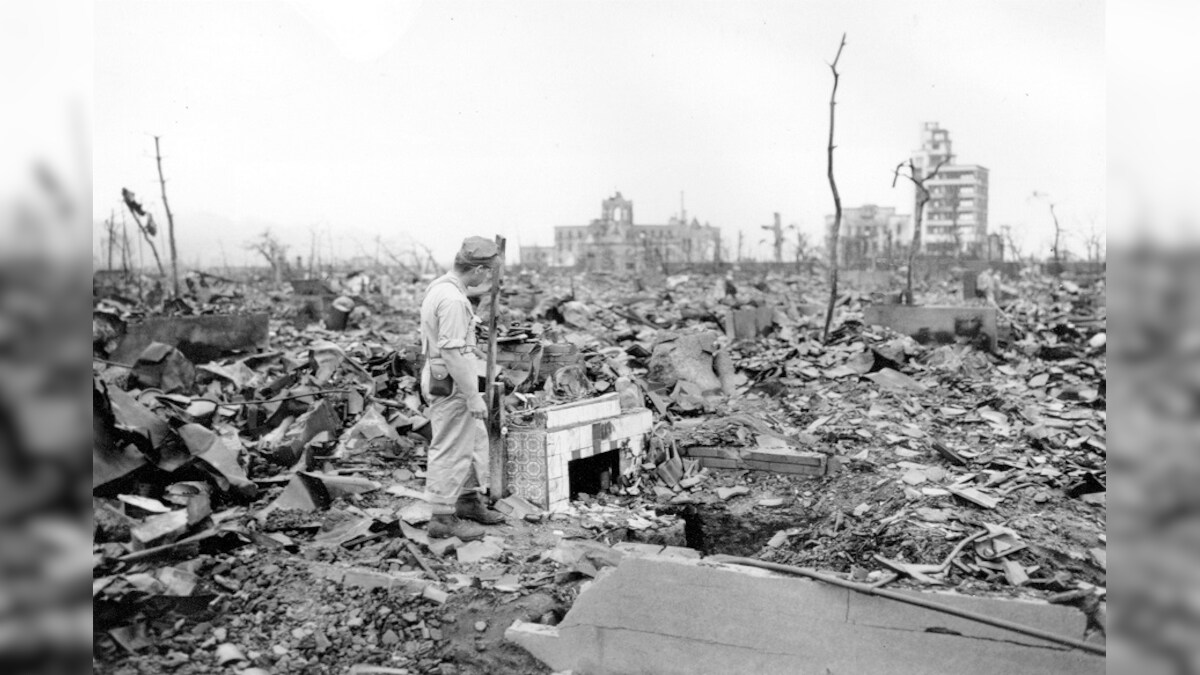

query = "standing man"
[420,237,506,541]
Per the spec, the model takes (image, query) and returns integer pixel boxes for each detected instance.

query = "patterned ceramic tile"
[505,431,548,508]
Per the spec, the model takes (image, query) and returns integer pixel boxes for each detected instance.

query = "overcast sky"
[94,0,1104,268]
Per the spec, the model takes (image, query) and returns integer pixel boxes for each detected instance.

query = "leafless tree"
[121,187,167,280]
[378,239,420,278]
[892,157,948,305]
[1082,214,1105,264]
[821,33,847,343]
[412,240,444,275]
[787,223,812,272]
[247,229,290,285]
[1000,224,1024,263]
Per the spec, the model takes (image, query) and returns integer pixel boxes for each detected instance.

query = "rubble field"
[93,265,1106,674]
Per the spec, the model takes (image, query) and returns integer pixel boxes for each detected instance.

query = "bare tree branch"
[246,229,289,285]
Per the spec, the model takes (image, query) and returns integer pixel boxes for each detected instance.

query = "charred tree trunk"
[122,189,166,281]
[821,33,847,344]
[894,158,946,305]
[154,136,180,297]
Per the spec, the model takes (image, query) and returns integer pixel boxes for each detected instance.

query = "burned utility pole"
[763,212,784,264]
[789,223,810,271]
[821,33,847,344]
[1031,191,1062,264]
[154,136,181,297]
[892,157,947,305]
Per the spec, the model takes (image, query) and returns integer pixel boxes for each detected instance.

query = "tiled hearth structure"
[505,394,653,511]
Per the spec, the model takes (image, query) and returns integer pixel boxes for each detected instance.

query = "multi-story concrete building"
[824,204,910,269]
[518,245,554,269]
[911,122,989,257]
[553,192,720,272]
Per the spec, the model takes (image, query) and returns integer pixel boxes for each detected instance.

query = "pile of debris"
[92,264,1106,673]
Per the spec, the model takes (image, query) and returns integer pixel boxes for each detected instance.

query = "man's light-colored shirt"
[420,273,478,358]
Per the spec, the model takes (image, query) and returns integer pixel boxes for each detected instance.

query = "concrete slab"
[506,556,1102,675]
[848,587,1087,649]
[112,313,270,363]
[842,270,894,291]
[863,304,997,349]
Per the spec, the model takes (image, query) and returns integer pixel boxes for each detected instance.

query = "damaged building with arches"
[521,193,721,273]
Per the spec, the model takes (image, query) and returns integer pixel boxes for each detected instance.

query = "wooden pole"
[484,235,508,501]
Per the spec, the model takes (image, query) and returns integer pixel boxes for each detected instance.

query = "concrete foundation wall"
[862,304,997,349]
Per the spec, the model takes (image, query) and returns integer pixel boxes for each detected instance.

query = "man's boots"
[427,514,484,541]
[455,493,505,525]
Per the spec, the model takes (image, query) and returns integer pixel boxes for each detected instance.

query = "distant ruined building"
[548,192,721,273]
[824,204,910,269]
[911,122,997,258]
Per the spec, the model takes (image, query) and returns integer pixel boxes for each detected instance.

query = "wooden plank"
[696,457,745,470]
[742,459,826,475]
[741,447,825,466]
[683,446,742,460]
